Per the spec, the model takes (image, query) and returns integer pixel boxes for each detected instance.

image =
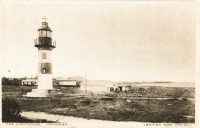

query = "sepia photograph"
[1,0,198,128]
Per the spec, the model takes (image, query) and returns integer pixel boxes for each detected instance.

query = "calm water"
[133,82,195,88]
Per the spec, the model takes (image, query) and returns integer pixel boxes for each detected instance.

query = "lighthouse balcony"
[34,40,56,48]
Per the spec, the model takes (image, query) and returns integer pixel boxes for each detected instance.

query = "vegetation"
[2,85,195,123]
[128,86,194,99]
[2,77,25,86]
[15,96,194,123]
[2,97,22,122]
[2,97,54,123]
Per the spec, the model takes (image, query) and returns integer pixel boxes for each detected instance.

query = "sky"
[0,0,197,82]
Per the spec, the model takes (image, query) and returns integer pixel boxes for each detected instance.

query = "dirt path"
[21,111,144,128]
[21,111,195,128]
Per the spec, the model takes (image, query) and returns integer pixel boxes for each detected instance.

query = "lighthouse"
[25,17,60,97]
[35,17,55,90]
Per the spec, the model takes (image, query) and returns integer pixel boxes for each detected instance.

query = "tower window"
[39,30,51,37]
[39,30,47,37]
[47,31,51,37]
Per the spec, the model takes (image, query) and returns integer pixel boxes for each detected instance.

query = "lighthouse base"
[23,89,62,97]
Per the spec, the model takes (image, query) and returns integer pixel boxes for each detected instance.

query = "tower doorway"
[43,68,46,74]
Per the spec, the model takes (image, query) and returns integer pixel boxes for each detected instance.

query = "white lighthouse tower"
[36,17,55,90]
[25,17,60,97]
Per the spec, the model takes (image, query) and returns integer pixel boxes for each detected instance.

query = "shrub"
[2,97,22,122]
[173,89,185,99]
[80,99,91,105]
[2,77,24,86]
[182,98,188,102]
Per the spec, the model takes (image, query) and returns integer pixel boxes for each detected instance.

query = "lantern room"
[38,22,52,37]
[34,21,56,48]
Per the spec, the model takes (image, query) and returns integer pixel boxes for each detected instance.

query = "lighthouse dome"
[38,22,52,32]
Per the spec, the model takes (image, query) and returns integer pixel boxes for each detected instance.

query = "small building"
[54,79,78,87]
[113,84,131,92]
[80,80,114,92]
[54,77,82,87]
[22,78,38,85]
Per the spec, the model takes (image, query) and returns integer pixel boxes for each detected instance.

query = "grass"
[2,85,195,123]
